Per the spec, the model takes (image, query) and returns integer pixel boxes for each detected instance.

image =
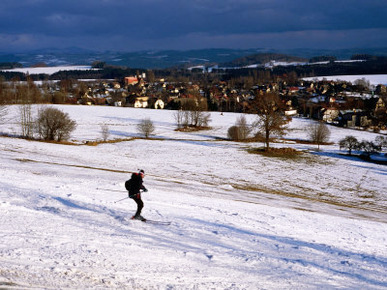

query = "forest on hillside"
[1,54,387,82]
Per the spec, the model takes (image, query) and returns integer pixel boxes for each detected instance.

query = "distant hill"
[1,47,387,70]
[0,48,265,69]
[220,53,308,67]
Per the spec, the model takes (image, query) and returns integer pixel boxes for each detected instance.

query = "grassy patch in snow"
[15,158,131,174]
[247,147,304,159]
[233,183,386,218]
[175,126,212,132]
[84,137,136,146]
[0,281,19,287]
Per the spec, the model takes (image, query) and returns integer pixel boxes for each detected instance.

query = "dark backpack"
[125,173,136,191]
[125,179,131,191]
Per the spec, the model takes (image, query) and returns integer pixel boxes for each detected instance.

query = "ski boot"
[131,215,146,221]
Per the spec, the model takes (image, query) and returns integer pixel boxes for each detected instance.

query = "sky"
[0,0,387,52]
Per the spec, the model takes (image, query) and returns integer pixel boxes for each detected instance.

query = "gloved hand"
[143,188,148,192]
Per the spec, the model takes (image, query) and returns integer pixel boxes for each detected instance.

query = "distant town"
[1,52,387,131]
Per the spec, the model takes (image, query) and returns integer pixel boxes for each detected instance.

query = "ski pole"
[114,197,129,203]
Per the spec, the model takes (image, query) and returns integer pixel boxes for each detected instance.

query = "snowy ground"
[1,66,94,75]
[302,74,387,86]
[1,105,386,289]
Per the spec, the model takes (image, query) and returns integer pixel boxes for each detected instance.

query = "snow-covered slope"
[1,105,386,289]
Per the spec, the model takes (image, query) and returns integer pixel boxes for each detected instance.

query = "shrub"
[35,107,77,141]
[227,126,240,141]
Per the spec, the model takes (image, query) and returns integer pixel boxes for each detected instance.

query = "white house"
[134,97,149,108]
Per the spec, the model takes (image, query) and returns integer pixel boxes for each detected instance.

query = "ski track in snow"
[0,105,386,289]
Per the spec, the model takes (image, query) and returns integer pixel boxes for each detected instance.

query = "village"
[1,67,387,132]
[62,73,387,131]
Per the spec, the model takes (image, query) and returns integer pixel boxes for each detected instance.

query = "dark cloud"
[0,0,386,52]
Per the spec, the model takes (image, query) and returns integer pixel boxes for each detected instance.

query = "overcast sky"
[1,0,386,52]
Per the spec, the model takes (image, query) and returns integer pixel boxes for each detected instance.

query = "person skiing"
[126,169,148,221]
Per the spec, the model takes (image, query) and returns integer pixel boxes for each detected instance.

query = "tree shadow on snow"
[310,151,387,176]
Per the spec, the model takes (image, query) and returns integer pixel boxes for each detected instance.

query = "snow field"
[0,105,386,289]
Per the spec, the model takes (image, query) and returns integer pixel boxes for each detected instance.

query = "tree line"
[339,135,387,157]
[1,54,387,83]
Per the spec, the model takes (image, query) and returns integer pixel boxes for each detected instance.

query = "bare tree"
[354,78,371,91]
[174,109,189,129]
[137,118,155,138]
[35,107,77,141]
[0,77,8,121]
[194,110,211,127]
[339,135,359,155]
[174,98,211,129]
[251,92,289,150]
[236,115,251,140]
[228,115,252,141]
[0,103,7,125]
[100,124,110,141]
[358,140,381,159]
[18,81,36,138]
[187,98,210,127]
[19,103,34,138]
[308,122,331,150]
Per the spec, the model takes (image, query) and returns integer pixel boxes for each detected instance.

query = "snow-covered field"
[1,105,386,289]
[303,74,387,86]
[1,66,94,75]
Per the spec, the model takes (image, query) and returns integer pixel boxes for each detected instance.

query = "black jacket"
[127,173,146,195]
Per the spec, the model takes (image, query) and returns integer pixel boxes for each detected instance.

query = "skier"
[126,169,148,221]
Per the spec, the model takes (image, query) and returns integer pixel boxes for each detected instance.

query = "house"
[336,110,370,127]
[125,76,139,85]
[111,82,121,89]
[301,95,327,119]
[134,96,149,108]
[375,96,387,112]
[284,100,298,116]
[148,98,165,109]
[287,86,300,96]
[374,96,387,128]
[322,107,340,123]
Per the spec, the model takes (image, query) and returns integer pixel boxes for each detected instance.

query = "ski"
[117,216,171,225]
[130,215,170,225]
[143,219,171,225]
